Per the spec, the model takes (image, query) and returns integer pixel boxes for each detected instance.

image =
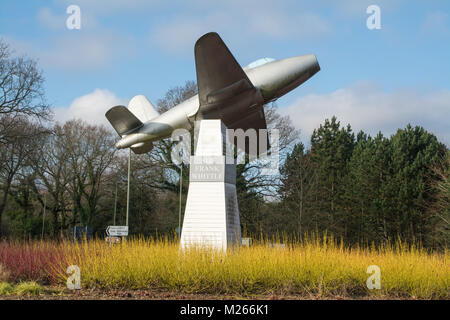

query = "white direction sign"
[106,226,128,237]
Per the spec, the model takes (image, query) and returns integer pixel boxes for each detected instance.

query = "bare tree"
[63,120,117,226]
[135,81,197,193]
[0,119,45,235]
[28,124,71,237]
[237,102,300,199]
[0,39,51,144]
[427,151,450,248]
[26,120,117,236]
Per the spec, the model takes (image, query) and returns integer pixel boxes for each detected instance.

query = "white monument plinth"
[180,120,241,251]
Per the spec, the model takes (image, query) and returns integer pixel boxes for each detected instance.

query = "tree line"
[0,39,448,249]
[277,117,448,249]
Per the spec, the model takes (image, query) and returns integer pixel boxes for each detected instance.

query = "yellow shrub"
[52,236,449,299]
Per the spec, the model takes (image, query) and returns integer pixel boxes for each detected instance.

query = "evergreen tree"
[388,125,447,243]
[343,132,392,244]
[310,116,355,236]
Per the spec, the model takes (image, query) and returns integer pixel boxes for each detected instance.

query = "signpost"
[106,226,128,237]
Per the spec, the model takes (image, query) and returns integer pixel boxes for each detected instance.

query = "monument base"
[180,120,241,251]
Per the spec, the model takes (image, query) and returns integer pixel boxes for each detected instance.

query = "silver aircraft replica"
[106,32,320,154]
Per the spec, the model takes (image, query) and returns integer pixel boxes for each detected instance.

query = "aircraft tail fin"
[128,95,160,122]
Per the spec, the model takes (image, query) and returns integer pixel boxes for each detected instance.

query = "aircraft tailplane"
[105,105,143,137]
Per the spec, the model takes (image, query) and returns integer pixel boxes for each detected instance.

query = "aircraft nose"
[307,54,320,73]
[291,54,320,76]
[256,53,321,101]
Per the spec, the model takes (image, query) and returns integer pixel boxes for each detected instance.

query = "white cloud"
[150,14,228,53]
[54,89,128,127]
[37,7,65,30]
[43,1,333,57]
[1,7,131,71]
[149,3,332,54]
[3,32,134,71]
[41,33,132,70]
[247,11,332,39]
[56,0,167,14]
[313,0,402,17]
[279,82,450,146]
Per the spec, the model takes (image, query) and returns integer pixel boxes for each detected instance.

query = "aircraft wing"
[195,32,253,106]
[194,32,267,136]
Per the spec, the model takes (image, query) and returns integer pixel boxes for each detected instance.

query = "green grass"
[0,282,13,295]
[13,281,45,296]
[0,281,46,296]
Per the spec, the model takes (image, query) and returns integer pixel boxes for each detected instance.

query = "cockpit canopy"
[244,57,275,70]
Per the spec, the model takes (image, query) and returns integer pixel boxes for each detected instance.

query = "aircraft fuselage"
[115,54,320,150]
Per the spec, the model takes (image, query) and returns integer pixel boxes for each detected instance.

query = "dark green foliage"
[309,116,355,235]
[279,119,448,248]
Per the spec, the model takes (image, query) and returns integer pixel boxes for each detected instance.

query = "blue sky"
[1,0,449,144]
